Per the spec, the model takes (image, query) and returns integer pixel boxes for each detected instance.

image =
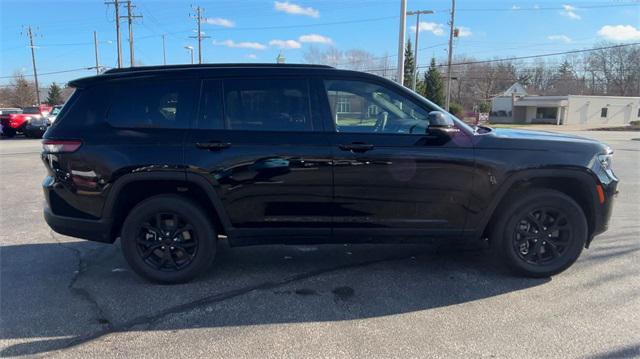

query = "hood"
[483,127,610,155]
[491,128,597,143]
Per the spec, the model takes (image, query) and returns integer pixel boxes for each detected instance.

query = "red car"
[0,105,51,138]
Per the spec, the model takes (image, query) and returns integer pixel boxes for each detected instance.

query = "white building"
[491,83,640,126]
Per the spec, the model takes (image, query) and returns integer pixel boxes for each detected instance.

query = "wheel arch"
[103,172,232,242]
[481,169,600,245]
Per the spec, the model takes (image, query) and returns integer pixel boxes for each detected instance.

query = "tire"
[492,189,587,277]
[121,194,217,284]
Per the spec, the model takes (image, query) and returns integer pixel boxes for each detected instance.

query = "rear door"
[317,77,476,240]
[184,77,333,243]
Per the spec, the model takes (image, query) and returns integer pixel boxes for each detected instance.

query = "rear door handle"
[339,143,374,152]
[196,141,232,151]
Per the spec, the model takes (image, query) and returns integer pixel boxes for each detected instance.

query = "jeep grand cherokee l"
[42,64,618,283]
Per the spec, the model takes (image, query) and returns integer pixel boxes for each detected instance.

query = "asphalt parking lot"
[1,131,639,358]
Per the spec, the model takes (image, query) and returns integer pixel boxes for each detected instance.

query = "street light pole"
[184,46,194,64]
[396,0,407,85]
[445,0,456,110]
[406,9,434,91]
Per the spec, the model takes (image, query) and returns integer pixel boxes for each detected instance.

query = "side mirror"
[427,111,455,128]
[427,111,458,135]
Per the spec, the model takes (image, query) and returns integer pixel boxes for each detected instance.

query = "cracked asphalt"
[1,131,639,358]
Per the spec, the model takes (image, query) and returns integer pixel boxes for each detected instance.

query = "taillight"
[42,139,82,153]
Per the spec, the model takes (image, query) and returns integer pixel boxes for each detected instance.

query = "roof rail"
[103,63,334,74]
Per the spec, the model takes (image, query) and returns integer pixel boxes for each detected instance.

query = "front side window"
[223,78,312,132]
[106,79,196,129]
[324,79,430,134]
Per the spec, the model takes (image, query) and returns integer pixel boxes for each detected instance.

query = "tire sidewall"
[496,190,587,277]
[121,195,216,284]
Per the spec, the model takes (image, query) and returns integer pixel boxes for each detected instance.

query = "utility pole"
[105,0,122,68]
[93,31,101,74]
[24,26,40,104]
[407,9,434,91]
[162,34,167,65]
[396,0,407,85]
[121,0,142,67]
[190,5,210,64]
[445,0,456,110]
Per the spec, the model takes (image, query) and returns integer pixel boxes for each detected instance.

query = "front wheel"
[121,195,217,284]
[492,189,588,277]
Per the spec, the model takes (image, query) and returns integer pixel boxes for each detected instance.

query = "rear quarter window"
[105,79,197,129]
[49,87,107,130]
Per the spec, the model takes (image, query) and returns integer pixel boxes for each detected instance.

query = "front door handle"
[339,143,374,153]
[196,141,232,151]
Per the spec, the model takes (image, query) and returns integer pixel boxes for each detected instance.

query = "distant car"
[0,108,22,115]
[48,105,63,123]
[0,106,47,138]
[0,108,22,135]
[24,115,51,138]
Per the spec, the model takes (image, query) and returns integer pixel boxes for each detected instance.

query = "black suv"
[42,64,618,283]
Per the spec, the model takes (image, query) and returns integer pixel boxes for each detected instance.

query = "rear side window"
[49,87,106,129]
[223,78,312,132]
[106,79,196,129]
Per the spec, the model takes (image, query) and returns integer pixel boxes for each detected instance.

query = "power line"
[136,15,399,40]
[450,2,640,12]
[420,43,640,69]
[0,67,96,80]
[347,43,640,73]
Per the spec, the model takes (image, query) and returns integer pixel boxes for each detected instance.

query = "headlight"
[597,154,613,171]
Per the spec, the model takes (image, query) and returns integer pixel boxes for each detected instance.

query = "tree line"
[0,73,71,108]
[304,42,640,114]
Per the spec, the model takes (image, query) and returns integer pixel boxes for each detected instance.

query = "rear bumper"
[44,206,114,243]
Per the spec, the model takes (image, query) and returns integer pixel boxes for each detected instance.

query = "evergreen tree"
[419,58,445,107]
[46,82,64,105]
[403,39,415,88]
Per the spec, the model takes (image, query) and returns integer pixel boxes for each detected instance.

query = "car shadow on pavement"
[1,240,549,357]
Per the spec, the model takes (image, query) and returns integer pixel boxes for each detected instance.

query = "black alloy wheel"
[121,195,216,284]
[493,189,587,277]
[136,212,199,272]
[512,207,572,266]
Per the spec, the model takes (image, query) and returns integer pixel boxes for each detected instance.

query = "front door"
[317,78,476,240]
[184,77,333,243]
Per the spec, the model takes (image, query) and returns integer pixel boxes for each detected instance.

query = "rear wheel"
[492,189,587,277]
[121,195,216,284]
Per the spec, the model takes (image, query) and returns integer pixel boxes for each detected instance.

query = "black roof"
[103,63,333,75]
[69,63,336,88]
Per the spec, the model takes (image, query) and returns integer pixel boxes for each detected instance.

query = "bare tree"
[9,73,37,108]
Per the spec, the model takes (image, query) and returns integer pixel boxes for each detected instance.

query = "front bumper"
[587,179,618,247]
